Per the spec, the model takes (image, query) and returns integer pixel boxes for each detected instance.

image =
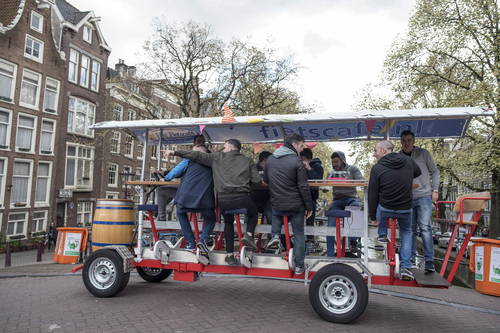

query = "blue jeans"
[272,209,305,268]
[326,198,360,257]
[411,196,434,266]
[377,205,413,269]
[176,204,216,247]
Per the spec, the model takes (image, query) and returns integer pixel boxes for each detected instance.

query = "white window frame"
[19,69,41,110]
[0,58,17,103]
[67,96,95,138]
[105,191,119,199]
[15,113,37,154]
[32,210,48,234]
[35,161,52,207]
[64,143,94,191]
[7,212,28,238]
[107,163,119,187]
[0,157,7,209]
[43,77,60,114]
[39,118,56,155]
[10,158,33,208]
[170,145,177,163]
[112,104,123,121]
[83,24,92,44]
[24,34,44,63]
[0,107,12,150]
[90,61,100,92]
[137,142,144,160]
[68,49,79,83]
[110,131,121,154]
[126,109,135,121]
[30,11,43,33]
[124,134,134,158]
[77,201,93,226]
[79,54,90,88]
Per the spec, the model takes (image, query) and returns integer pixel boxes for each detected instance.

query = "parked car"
[438,232,458,249]
[433,231,442,245]
[457,237,482,258]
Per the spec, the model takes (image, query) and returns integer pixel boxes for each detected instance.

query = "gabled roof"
[0,0,25,33]
[55,0,88,25]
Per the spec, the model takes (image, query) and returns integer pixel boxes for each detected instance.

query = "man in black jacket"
[368,140,421,280]
[264,134,314,275]
[164,139,262,265]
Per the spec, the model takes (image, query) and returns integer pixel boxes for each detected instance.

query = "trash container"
[53,227,88,264]
[469,238,500,296]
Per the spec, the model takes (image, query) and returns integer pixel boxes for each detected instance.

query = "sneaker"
[294,266,305,275]
[185,243,196,252]
[400,268,415,281]
[377,235,388,243]
[242,233,257,251]
[197,240,210,257]
[425,263,435,274]
[266,235,281,250]
[225,253,238,265]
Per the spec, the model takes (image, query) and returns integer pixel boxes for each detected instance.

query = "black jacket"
[264,145,314,212]
[368,152,421,220]
[307,158,324,202]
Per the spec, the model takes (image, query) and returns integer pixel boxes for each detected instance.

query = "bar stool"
[326,209,352,258]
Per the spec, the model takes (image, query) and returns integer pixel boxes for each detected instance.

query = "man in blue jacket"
[163,144,216,255]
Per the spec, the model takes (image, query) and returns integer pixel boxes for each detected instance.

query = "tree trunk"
[490,169,500,239]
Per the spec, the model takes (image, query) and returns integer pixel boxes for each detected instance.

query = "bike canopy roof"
[90,106,494,145]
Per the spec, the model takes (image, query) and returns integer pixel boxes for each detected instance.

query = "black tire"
[309,263,368,324]
[136,266,172,282]
[82,249,130,298]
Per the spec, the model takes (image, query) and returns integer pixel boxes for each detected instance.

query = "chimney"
[115,59,127,76]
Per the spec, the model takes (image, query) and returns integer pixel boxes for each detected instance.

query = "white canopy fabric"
[90,106,495,144]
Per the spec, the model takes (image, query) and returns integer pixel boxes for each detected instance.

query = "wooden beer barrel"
[91,199,135,251]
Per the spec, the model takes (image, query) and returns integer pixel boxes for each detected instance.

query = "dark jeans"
[157,186,177,220]
[219,193,258,253]
[305,201,317,241]
[326,197,360,257]
[255,200,273,225]
[176,204,216,247]
[272,209,306,268]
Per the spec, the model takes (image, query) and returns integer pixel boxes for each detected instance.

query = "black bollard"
[5,242,11,267]
[36,242,43,262]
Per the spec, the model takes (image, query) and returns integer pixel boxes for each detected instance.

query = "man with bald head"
[368,140,421,280]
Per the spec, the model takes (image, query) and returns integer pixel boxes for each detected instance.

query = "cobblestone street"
[0,274,499,333]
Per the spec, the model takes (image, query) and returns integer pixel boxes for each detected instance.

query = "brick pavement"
[0,274,498,333]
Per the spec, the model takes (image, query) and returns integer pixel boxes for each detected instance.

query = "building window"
[20,69,41,109]
[124,134,134,158]
[110,131,120,153]
[35,162,51,206]
[68,96,95,137]
[43,77,59,113]
[32,211,47,233]
[0,58,17,103]
[24,35,44,63]
[79,55,90,88]
[112,104,122,121]
[105,191,119,199]
[137,142,144,160]
[83,25,92,44]
[108,163,118,187]
[77,201,93,226]
[68,49,79,83]
[16,114,37,153]
[90,61,100,92]
[0,158,6,208]
[7,212,27,237]
[30,11,43,33]
[65,144,94,190]
[11,160,33,207]
[126,109,135,121]
[40,119,55,154]
[0,108,12,149]
[151,145,157,159]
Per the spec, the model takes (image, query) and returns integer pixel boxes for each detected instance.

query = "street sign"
[58,189,73,198]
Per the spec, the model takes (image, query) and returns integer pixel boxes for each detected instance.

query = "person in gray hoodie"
[325,151,364,257]
[400,130,440,272]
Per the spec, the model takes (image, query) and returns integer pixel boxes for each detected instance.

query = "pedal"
[153,240,171,264]
[239,246,253,268]
[287,248,295,271]
[196,248,210,265]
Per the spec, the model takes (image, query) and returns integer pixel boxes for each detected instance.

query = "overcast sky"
[70,0,415,162]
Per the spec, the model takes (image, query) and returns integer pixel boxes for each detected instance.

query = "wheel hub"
[319,275,358,315]
[89,258,117,290]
